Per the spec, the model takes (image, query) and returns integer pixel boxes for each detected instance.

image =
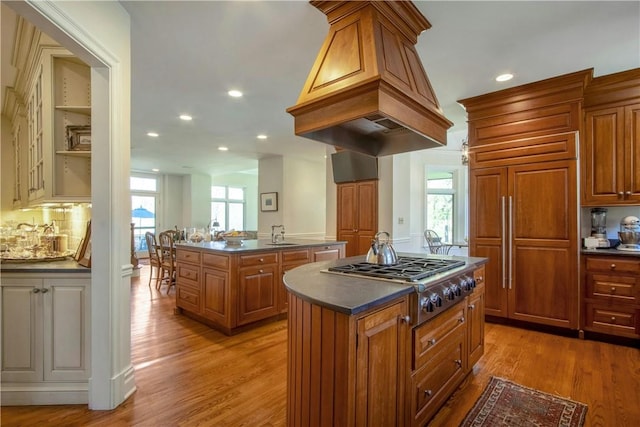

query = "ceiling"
[3,1,640,178]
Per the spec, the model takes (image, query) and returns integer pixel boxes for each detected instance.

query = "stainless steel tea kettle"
[366,231,398,265]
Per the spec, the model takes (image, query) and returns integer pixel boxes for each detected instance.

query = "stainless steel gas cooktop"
[327,256,465,282]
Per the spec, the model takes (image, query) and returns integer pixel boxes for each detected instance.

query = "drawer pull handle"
[455,359,462,367]
[477,276,483,282]
[259,269,264,274]
[424,389,432,397]
[428,338,436,346]
[459,317,465,323]
[610,264,616,269]
[468,304,475,310]
[611,316,616,322]
[259,258,264,262]
[611,287,616,293]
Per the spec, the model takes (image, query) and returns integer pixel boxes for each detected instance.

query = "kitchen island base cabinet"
[287,286,485,426]
[287,294,409,426]
[175,241,345,335]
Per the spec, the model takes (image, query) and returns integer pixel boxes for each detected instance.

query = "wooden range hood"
[287,1,452,157]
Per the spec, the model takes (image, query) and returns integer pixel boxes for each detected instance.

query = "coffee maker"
[585,208,610,248]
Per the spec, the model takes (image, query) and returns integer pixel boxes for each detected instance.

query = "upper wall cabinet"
[8,20,91,207]
[583,68,640,206]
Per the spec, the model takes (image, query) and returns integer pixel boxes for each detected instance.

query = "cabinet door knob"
[259,269,264,274]
[33,288,41,293]
[625,191,632,195]
[428,338,436,346]
[424,389,432,397]
[399,315,411,324]
[611,287,617,292]
[41,288,49,293]
[611,316,616,322]
[459,317,465,323]
[618,192,624,196]
[477,276,483,282]
[468,304,475,309]
[610,264,616,269]
[454,359,463,367]
[259,258,264,262]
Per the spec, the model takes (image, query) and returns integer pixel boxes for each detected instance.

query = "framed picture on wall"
[260,192,278,212]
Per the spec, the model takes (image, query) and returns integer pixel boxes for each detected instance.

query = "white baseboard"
[1,382,88,406]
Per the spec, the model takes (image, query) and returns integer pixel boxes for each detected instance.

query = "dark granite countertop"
[0,258,90,273]
[581,248,640,258]
[176,238,346,253]
[283,253,488,316]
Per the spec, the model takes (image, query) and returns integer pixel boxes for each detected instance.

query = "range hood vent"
[287,1,453,157]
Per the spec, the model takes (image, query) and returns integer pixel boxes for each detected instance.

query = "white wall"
[181,173,211,229]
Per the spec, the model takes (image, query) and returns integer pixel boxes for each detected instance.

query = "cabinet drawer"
[177,286,200,313]
[281,249,310,263]
[588,273,638,303]
[584,304,638,338]
[239,253,278,267]
[177,264,199,285]
[411,329,466,426]
[203,253,229,269]
[586,257,640,274]
[413,302,466,370]
[176,249,201,265]
[312,245,343,262]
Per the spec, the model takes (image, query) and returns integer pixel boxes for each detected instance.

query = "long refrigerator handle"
[508,196,513,290]
[501,196,506,289]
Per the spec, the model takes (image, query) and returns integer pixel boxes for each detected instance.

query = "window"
[131,174,159,255]
[426,171,455,242]
[211,185,245,231]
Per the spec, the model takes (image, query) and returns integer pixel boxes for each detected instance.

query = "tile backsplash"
[1,204,91,254]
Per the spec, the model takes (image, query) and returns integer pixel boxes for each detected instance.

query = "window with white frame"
[131,174,159,254]
[211,185,245,232]
[426,170,458,242]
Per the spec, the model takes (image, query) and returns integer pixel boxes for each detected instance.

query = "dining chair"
[424,229,452,255]
[144,232,164,290]
[158,231,177,294]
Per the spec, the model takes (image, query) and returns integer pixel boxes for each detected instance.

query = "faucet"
[271,225,285,243]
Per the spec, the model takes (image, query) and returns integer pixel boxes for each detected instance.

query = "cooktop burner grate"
[327,256,465,282]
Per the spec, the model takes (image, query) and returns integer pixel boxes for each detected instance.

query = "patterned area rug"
[461,376,588,427]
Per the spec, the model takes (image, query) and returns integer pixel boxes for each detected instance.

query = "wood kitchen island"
[174,239,345,335]
[283,254,488,426]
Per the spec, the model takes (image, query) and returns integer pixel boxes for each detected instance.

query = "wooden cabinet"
[279,248,310,313]
[467,267,486,368]
[355,298,409,427]
[337,180,378,257]
[469,157,579,328]
[460,71,586,331]
[410,301,467,426]
[582,68,640,205]
[1,274,91,405]
[176,242,345,334]
[237,253,279,326]
[582,255,640,339]
[312,243,345,262]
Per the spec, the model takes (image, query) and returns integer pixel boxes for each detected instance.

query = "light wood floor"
[1,265,639,426]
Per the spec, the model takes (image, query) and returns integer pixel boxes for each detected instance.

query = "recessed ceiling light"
[218,146,229,151]
[147,132,159,137]
[496,73,514,82]
[179,114,192,121]
[257,134,267,140]
[228,90,243,98]
[151,168,159,172]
